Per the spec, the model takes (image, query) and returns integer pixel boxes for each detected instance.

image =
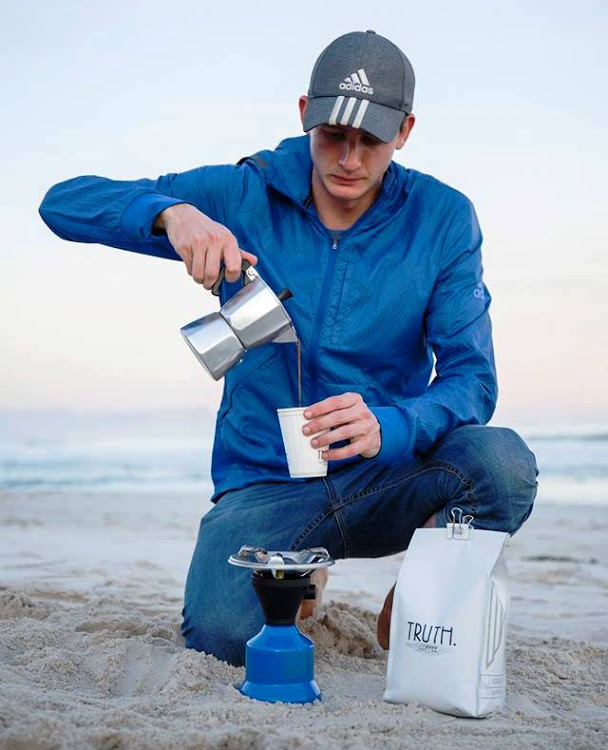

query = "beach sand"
[1,490,607,749]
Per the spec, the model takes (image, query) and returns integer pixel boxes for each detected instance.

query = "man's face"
[299,96,415,210]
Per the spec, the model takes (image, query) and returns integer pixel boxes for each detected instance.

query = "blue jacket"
[39,135,497,501]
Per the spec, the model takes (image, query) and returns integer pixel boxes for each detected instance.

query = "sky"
[2,0,606,427]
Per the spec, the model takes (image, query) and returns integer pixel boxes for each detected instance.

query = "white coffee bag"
[383,518,510,718]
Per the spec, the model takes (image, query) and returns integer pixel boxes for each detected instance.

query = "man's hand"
[302,392,381,460]
[155,203,257,288]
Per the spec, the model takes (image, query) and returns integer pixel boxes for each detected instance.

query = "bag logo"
[405,621,457,655]
[339,69,374,95]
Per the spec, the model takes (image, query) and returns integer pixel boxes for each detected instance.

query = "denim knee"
[180,505,266,667]
[182,606,254,666]
[433,425,538,534]
[182,566,263,667]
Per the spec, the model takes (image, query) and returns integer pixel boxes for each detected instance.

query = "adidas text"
[339,82,374,95]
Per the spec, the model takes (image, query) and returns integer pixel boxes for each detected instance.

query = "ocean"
[0,410,606,505]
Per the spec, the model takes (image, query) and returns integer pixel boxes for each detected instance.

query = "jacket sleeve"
[370,199,497,463]
[38,164,251,261]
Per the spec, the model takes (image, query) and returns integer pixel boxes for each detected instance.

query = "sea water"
[0,410,606,504]
[0,410,214,495]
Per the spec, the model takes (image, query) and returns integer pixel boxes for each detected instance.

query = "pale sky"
[2,0,606,426]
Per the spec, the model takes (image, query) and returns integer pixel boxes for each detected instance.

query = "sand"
[1,491,607,749]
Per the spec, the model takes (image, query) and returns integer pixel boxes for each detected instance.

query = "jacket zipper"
[307,232,341,403]
[301,184,392,405]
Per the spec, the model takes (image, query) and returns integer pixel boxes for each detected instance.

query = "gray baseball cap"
[303,30,415,143]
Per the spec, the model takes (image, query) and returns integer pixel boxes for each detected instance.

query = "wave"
[526,432,608,442]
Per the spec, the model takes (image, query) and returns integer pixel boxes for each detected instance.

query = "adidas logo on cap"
[339,68,374,95]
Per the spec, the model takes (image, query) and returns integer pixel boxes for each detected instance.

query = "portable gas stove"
[228,545,335,703]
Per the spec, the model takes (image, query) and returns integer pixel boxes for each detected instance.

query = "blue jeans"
[182,425,538,665]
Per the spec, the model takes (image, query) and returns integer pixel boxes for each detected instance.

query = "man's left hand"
[302,392,381,461]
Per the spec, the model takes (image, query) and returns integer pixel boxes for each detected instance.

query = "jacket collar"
[241,135,406,211]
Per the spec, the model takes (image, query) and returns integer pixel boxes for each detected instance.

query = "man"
[39,30,538,666]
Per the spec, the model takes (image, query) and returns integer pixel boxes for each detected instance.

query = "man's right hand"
[154,203,258,289]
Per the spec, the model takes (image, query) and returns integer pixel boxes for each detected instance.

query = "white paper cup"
[277,407,328,478]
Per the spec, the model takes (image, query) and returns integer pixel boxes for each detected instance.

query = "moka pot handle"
[211,259,252,297]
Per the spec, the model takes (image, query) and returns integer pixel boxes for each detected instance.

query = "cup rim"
[276,407,307,415]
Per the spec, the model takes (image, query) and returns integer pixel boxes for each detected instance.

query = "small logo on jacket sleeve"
[473,282,486,300]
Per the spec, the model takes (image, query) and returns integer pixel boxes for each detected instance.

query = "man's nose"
[338,139,362,171]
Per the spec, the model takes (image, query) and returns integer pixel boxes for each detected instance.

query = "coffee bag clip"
[446,507,475,540]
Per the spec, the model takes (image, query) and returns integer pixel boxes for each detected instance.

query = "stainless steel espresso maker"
[180,261,298,380]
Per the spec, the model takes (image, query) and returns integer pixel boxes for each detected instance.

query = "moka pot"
[180,261,297,380]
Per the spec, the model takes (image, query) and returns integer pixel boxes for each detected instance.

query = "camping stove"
[228,545,335,704]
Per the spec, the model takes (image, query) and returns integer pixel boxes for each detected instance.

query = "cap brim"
[302,96,405,143]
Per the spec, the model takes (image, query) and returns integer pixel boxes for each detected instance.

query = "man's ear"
[299,95,308,128]
[395,114,416,150]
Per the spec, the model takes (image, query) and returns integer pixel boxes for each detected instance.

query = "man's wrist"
[122,194,187,241]
[154,203,181,231]
[369,405,413,463]
[153,210,166,231]
[360,434,382,460]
